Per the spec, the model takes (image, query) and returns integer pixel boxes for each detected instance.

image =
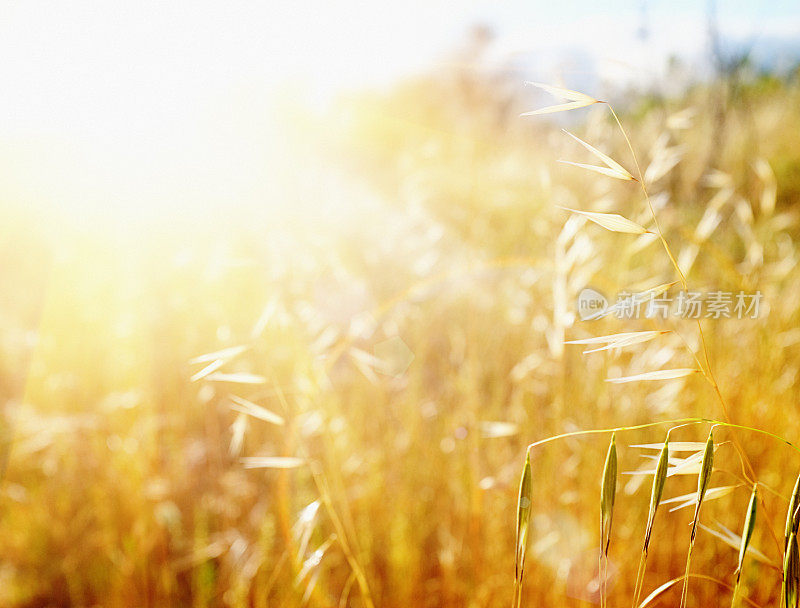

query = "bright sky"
[0,0,798,227]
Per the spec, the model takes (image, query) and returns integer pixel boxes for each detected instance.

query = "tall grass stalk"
[517,83,800,607]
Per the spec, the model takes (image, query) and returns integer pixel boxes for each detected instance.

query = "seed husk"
[513,451,533,608]
[600,434,617,608]
[680,430,714,608]
[644,436,670,554]
[692,431,716,541]
[633,433,670,608]
[601,433,618,556]
[736,485,758,578]
[730,484,758,607]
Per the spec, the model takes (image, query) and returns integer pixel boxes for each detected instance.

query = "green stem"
[632,549,648,608]
[526,418,705,452]
[528,419,800,459]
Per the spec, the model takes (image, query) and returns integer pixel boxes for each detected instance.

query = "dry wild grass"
[512,81,800,608]
[1,68,800,607]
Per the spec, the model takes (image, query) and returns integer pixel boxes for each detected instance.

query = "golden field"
[2,64,800,607]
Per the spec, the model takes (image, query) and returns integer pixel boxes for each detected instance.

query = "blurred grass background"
[2,28,800,608]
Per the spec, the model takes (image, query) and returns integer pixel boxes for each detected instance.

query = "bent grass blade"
[561,130,636,181]
[229,394,285,426]
[559,207,649,234]
[566,330,669,354]
[521,82,598,115]
[607,369,699,384]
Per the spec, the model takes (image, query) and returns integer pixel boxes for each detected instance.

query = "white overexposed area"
[0,0,797,224]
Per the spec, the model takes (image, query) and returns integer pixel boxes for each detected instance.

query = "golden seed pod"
[643,434,670,554]
[736,484,758,579]
[601,433,618,556]
[515,451,533,584]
